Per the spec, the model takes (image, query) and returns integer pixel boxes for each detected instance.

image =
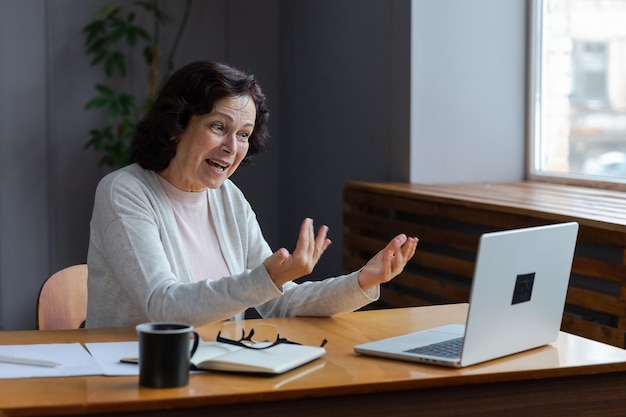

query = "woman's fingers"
[265,219,332,287]
[293,218,330,264]
[391,236,418,272]
[292,218,312,255]
[314,224,331,259]
[357,235,419,290]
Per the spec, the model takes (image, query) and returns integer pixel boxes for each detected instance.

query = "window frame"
[526,0,626,191]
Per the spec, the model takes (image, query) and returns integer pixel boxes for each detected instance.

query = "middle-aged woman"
[85,61,418,328]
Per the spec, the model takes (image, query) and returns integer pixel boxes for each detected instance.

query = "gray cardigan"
[86,164,377,328]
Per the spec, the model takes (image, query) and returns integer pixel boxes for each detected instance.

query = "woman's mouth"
[206,159,229,172]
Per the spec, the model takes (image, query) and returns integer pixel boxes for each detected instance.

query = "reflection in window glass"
[533,0,626,181]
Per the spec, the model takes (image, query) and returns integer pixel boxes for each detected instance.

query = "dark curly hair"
[131,61,270,171]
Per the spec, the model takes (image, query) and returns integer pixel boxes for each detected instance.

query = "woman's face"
[159,95,256,191]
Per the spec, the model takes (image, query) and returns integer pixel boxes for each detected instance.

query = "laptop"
[354,222,579,368]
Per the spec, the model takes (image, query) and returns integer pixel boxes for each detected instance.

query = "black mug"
[136,322,200,388]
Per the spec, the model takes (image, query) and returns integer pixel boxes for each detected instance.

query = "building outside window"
[529,0,626,185]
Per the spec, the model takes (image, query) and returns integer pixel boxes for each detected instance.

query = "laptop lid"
[354,222,579,368]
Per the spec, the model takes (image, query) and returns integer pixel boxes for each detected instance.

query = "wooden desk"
[2,304,626,417]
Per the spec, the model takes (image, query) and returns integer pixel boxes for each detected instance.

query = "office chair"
[36,264,88,330]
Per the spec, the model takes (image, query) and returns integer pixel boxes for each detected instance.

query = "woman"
[85,61,418,328]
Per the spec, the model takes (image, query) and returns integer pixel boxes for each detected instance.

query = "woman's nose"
[220,134,236,153]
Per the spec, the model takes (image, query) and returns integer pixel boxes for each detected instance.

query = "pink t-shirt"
[157,176,230,282]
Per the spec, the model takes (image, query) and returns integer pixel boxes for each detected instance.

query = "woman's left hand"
[357,234,419,291]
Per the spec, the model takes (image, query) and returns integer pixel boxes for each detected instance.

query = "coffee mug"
[136,322,200,388]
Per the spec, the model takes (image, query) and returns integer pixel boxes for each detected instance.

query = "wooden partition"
[343,181,626,348]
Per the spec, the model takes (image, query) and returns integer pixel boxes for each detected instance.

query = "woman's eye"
[237,132,251,142]
[210,123,224,132]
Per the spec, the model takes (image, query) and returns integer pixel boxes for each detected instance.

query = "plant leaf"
[135,1,170,24]
[85,96,110,109]
[83,0,183,169]
[94,4,119,20]
[90,48,109,67]
[110,51,126,76]
[83,20,106,46]
[95,84,114,96]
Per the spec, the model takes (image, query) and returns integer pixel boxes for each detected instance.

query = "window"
[528,0,626,187]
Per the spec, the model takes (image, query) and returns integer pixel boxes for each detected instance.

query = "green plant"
[83,0,191,168]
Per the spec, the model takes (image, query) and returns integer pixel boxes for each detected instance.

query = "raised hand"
[357,234,418,291]
[263,218,332,287]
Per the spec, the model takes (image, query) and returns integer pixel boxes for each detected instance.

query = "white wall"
[410,0,527,183]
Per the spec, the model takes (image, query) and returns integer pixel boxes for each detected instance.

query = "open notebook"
[188,341,325,374]
[116,341,326,375]
[354,222,579,368]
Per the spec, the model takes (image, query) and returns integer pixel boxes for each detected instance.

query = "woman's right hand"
[263,218,332,288]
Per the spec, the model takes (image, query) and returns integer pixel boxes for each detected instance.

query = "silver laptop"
[354,222,579,368]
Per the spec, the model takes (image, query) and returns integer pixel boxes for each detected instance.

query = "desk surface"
[2,304,626,417]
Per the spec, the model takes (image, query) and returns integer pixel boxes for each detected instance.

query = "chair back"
[37,264,88,330]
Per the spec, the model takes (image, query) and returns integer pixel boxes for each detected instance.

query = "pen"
[0,355,61,368]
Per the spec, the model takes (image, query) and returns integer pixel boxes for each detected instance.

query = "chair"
[36,264,88,330]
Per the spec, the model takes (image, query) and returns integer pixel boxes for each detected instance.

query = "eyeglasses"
[216,322,327,350]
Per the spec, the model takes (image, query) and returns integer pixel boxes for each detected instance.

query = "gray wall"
[0,0,525,330]
[0,0,281,330]
[277,0,411,279]
[1,0,52,331]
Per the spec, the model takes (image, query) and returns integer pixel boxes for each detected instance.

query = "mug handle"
[189,331,200,358]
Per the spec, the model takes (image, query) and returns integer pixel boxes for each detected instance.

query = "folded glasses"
[216,322,327,350]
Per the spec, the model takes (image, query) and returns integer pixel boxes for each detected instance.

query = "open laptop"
[354,222,579,368]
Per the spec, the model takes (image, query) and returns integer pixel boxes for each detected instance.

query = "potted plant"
[82,0,192,168]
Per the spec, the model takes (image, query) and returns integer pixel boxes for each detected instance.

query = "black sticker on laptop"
[512,272,535,305]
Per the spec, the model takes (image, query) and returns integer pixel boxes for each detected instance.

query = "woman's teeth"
[207,159,227,171]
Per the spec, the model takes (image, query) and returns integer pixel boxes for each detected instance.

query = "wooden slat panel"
[348,192,551,234]
[390,270,471,303]
[374,288,441,309]
[344,234,476,280]
[346,181,626,235]
[345,211,479,252]
[565,286,626,318]
[571,256,626,283]
[561,315,625,347]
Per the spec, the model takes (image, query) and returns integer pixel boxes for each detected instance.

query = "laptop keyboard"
[404,337,464,358]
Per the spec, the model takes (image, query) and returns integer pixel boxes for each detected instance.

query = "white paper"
[85,341,205,376]
[84,341,140,376]
[0,343,103,379]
